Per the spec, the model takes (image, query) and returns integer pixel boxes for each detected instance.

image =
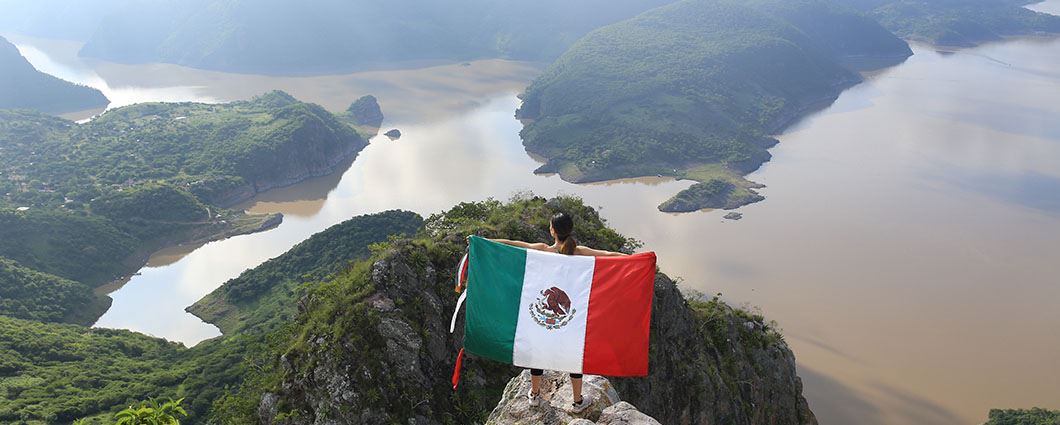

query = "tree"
[114,398,187,425]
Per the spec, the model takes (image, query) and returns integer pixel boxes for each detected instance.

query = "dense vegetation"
[72,0,676,74]
[985,408,1060,425]
[658,179,765,212]
[0,91,368,320]
[343,95,384,129]
[0,314,261,424]
[0,36,108,114]
[0,258,109,325]
[838,0,1060,46]
[517,0,910,212]
[188,210,425,335]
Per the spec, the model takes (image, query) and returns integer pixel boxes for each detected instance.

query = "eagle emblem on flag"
[530,286,576,330]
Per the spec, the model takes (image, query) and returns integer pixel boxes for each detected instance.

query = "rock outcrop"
[346,95,384,129]
[488,370,660,425]
[238,196,816,425]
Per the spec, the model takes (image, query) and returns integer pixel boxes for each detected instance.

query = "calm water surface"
[9,12,1060,424]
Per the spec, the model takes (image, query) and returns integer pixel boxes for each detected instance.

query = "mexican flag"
[459,235,656,377]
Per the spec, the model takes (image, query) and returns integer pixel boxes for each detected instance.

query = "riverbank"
[93,211,282,312]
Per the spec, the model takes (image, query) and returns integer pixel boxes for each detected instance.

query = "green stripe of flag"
[464,236,526,364]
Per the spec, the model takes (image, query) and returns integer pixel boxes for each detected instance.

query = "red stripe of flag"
[582,251,656,376]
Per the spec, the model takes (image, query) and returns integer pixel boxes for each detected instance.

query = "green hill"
[188,210,425,335]
[838,0,1060,46]
[517,0,911,212]
[0,257,109,325]
[0,36,108,114]
[0,91,370,321]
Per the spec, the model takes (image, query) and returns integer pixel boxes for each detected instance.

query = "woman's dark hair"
[551,212,576,255]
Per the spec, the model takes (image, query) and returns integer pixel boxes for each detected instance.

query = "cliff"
[212,195,816,425]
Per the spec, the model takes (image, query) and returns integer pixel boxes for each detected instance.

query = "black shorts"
[529,368,583,379]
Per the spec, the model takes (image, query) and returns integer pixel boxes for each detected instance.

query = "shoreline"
[92,212,283,302]
[91,134,367,324]
[520,61,889,213]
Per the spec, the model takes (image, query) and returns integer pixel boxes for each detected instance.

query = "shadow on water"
[932,168,1060,215]
[799,366,964,425]
[235,154,359,217]
[799,366,886,425]
[839,53,912,74]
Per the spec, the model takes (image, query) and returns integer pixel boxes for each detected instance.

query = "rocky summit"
[488,370,661,425]
[232,196,817,425]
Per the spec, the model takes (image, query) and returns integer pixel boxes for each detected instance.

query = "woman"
[488,212,626,412]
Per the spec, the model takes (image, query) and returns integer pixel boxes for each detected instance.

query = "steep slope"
[188,210,424,335]
[212,195,816,425]
[77,0,677,74]
[0,36,108,114]
[837,0,1060,46]
[0,257,109,325]
[517,0,911,213]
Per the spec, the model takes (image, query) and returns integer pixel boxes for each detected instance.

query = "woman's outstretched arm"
[488,238,552,251]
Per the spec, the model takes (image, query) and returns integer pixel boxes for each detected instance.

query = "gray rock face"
[487,370,659,425]
[608,275,817,425]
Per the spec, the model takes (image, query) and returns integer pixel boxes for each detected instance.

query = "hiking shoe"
[570,394,592,414]
[527,390,541,407]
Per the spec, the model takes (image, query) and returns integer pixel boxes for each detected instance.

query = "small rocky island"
[344,94,384,129]
[658,179,764,213]
[384,128,402,139]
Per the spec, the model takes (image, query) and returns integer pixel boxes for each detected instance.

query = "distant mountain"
[516,0,912,212]
[836,0,1060,46]
[0,36,108,114]
[0,0,133,40]
[76,0,676,74]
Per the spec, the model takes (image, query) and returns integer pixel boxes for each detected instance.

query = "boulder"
[487,370,659,425]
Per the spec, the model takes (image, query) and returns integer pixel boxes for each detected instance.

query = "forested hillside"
[0,91,370,321]
[517,0,911,212]
[837,0,1060,46]
[188,210,424,335]
[0,36,108,114]
[0,258,109,325]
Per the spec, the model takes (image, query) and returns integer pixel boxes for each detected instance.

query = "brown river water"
[6,5,1060,422]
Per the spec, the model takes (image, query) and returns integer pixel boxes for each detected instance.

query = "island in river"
[516,0,913,213]
[0,91,374,324]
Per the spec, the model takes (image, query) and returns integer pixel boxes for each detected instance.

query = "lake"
[7,6,1060,423]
